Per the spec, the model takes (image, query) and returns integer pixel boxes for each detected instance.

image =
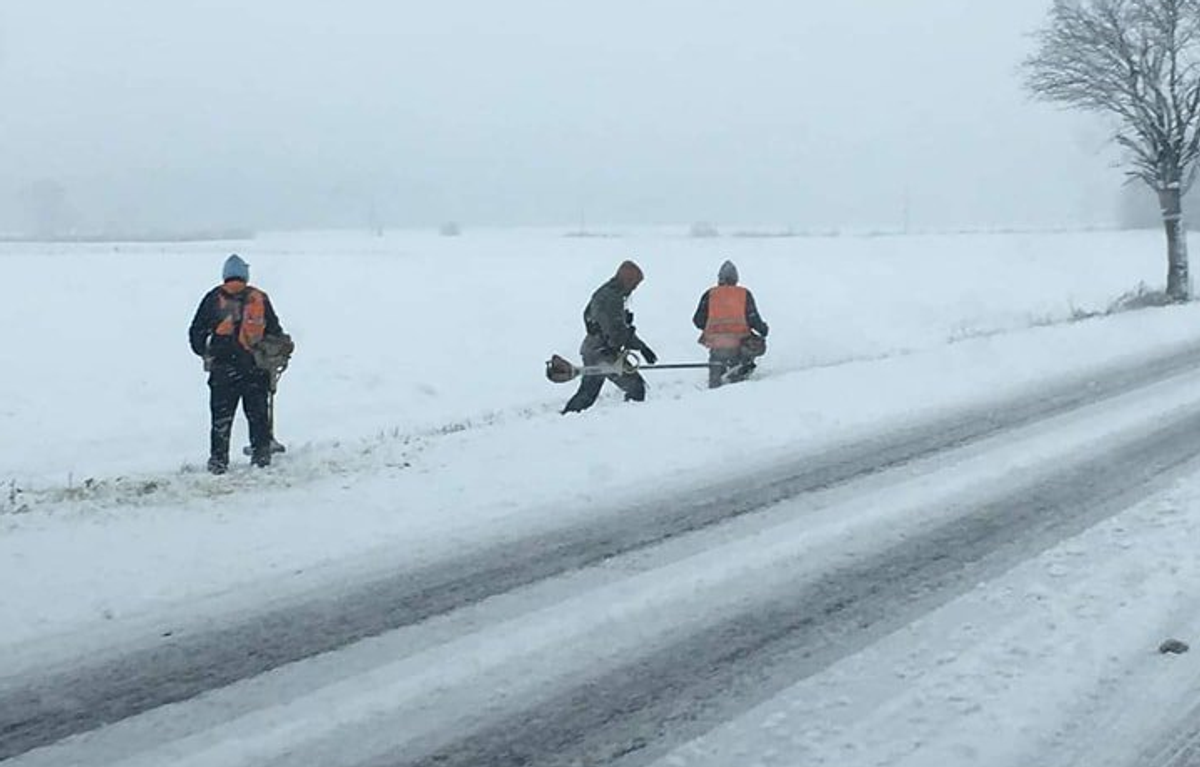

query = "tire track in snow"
[381,408,1200,767]
[1135,695,1200,767]
[4,345,1200,760]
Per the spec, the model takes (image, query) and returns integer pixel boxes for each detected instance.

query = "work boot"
[207,457,228,475]
[251,448,272,468]
[728,361,756,383]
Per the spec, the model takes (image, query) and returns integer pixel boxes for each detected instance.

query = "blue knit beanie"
[222,254,250,282]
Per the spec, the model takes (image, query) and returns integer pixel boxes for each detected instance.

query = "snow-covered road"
[9,336,1200,766]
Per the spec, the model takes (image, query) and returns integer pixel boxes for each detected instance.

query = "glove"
[625,310,635,325]
[640,345,658,365]
[759,324,769,338]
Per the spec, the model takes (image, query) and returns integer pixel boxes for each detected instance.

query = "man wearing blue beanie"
[188,254,287,473]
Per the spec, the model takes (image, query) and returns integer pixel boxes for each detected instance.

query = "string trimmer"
[545,350,722,383]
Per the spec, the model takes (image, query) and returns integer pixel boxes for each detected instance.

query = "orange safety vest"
[703,285,751,350]
[213,282,267,351]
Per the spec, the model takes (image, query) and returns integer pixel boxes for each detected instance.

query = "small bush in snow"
[2,480,29,514]
[1106,283,1174,314]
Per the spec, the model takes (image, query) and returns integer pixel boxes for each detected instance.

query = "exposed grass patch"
[1105,282,1175,314]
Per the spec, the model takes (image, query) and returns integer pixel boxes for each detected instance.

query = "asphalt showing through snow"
[5,345,1200,761]
[377,407,1200,767]
[1138,696,1200,767]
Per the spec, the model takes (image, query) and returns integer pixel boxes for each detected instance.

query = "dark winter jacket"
[189,281,283,369]
[692,287,769,336]
[583,276,649,353]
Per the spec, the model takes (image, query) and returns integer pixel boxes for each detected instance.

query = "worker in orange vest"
[188,254,285,473]
[692,260,769,388]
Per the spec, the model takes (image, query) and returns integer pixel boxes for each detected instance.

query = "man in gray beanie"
[692,260,769,388]
[188,254,287,473]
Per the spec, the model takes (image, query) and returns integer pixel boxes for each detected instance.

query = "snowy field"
[5,226,1200,765]
[0,225,1181,485]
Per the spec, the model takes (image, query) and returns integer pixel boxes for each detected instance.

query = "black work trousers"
[562,335,646,414]
[208,362,271,466]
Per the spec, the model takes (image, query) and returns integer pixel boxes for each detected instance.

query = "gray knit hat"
[222,254,250,282]
[718,260,738,286]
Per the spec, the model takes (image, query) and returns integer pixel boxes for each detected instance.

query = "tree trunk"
[1158,186,1191,302]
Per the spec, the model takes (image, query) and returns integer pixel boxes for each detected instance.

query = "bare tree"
[1025,0,1200,301]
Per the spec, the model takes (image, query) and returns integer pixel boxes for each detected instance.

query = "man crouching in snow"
[693,260,769,388]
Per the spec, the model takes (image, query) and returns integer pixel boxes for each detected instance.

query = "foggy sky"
[0,1,1128,233]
